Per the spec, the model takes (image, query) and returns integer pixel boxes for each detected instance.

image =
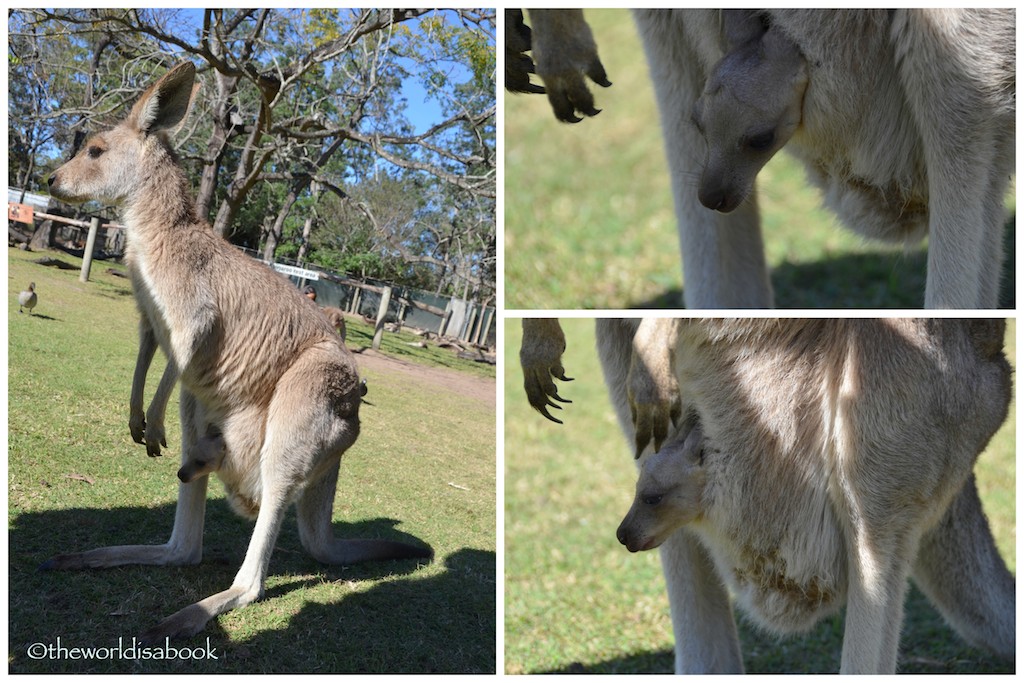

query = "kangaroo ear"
[127,62,197,135]
[722,10,767,50]
[760,29,804,70]
[680,423,704,466]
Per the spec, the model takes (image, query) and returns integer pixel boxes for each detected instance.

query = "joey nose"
[46,174,55,188]
[615,521,630,547]
[699,187,739,213]
[698,181,725,212]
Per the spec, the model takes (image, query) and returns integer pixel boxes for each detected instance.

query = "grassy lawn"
[504,9,1016,310]
[504,318,1015,673]
[8,247,496,673]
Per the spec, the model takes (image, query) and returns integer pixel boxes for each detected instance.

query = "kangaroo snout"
[615,517,634,550]
[616,515,666,553]
[698,181,743,213]
[697,158,749,213]
[615,516,649,553]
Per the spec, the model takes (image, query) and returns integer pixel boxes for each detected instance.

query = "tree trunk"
[196,72,240,220]
[296,215,314,264]
[263,188,300,262]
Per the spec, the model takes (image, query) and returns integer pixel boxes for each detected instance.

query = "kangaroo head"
[177,432,225,483]
[616,425,706,553]
[692,24,807,213]
[48,62,198,207]
[177,459,214,484]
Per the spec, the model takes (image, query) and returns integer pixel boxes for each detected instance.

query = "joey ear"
[722,10,767,50]
[760,30,805,72]
[680,424,704,466]
[127,62,197,135]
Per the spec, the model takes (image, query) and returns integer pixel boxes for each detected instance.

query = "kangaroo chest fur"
[773,10,931,243]
[689,451,848,634]
[671,319,1009,635]
[126,223,335,410]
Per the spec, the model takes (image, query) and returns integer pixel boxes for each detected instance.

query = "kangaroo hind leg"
[285,343,431,564]
[296,459,433,565]
[911,476,1015,658]
[41,390,209,571]
[140,374,339,642]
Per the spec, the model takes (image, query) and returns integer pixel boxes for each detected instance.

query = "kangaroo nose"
[698,186,733,213]
[699,189,741,213]
[698,183,725,211]
[46,174,55,187]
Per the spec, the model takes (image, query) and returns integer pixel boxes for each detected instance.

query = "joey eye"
[746,131,775,151]
[87,146,104,159]
[642,494,663,506]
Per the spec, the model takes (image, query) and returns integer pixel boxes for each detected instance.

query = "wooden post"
[79,216,101,283]
[371,286,392,351]
[475,306,493,346]
[397,299,408,333]
[350,286,361,315]
[464,305,478,343]
[438,300,452,337]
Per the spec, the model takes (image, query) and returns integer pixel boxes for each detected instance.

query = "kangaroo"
[691,11,807,213]
[520,318,1015,673]
[176,429,226,484]
[44,62,431,642]
[513,9,1015,308]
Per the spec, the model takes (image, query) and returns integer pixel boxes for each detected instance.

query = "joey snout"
[698,156,756,214]
[617,505,662,553]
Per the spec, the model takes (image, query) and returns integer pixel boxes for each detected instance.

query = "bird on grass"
[18,282,37,315]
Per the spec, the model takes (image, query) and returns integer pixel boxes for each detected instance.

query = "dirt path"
[352,349,496,407]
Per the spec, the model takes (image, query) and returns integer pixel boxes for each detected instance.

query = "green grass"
[504,9,1016,310]
[8,247,495,673]
[345,319,496,380]
[504,318,1015,674]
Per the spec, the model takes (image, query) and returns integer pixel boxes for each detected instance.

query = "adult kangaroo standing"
[44,61,431,642]
[521,318,1015,673]
[518,9,1015,308]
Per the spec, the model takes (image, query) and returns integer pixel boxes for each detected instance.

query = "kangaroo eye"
[87,146,104,159]
[642,494,663,506]
[746,131,775,151]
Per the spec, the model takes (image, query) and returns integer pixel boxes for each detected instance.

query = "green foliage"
[305,8,343,47]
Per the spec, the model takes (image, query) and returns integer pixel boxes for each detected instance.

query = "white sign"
[272,263,320,281]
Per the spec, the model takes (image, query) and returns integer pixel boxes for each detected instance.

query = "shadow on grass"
[537,585,1013,674]
[634,215,1015,310]
[10,499,495,673]
[14,312,61,321]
